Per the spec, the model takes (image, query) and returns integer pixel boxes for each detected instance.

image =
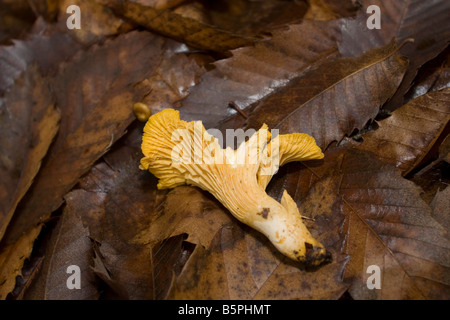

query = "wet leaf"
[167,164,349,300]
[109,0,255,53]
[0,1,35,44]
[339,0,450,111]
[245,40,408,149]
[291,147,450,299]
[136,40,206,114]
[356,88,450,175]
[1,31,171,256]
[61,124,174,299]
[180,19,341,128]
[54,0,133,46]
[0,224,41,300]
[404,47,450,101]
[0,67,59,241]
[0,31,80,96]
[197,0,309,36]
[431,186,450,233]
[168,221,348,300]
[23,202,99,300]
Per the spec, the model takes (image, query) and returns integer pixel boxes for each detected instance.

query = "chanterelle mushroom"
[140,109,330,266]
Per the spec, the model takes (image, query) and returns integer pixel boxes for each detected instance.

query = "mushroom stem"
[214,169,328,265]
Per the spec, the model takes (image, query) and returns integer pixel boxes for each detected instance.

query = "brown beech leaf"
[0,31,79,96]
[0,0,35,44]
[136,39,206,114]
[356,88,450,175]
[70,125,230,299]
[64,124,209,299]
[245,40,408,150]
[431,186,450,233]
[404,47,450,102]
[64,123,169,299]
[108,0,255,53]
[339,0,450,111]
[305,0,358,21]
[196,0,309,37]
[23,202,99,300]
[0,224,41,300]
[286,147,450,299]
[27,0,60,21]
[180,19,341,128]
[53,0,134,46]
[0,67,59,241]
[1,31,170,252]
[168,221,349,300]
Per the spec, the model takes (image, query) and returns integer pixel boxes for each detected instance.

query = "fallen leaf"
[305,0,358,21]
[0,224,42,299]
[136,39,206,114]
[0,31,79,95]
[54,0,133,46]
[91,242,129,299]
[168,221,349,300]
[404,47,450,101]
[0,66,59,241]
[64,123,169,299]
[338,0,450,111]
[23,201,99,300]
[430,187,450,233]
[197,0,309,36]
[167,157,349,300]
[180,19,341,128]
[109,0,255,53]
[0,31,176,278]
[245,40,408,150]
[300,147,450,299]
[356,88,450,175]
[0,0,35,44]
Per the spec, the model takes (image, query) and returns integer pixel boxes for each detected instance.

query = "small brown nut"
[133,102,151,122]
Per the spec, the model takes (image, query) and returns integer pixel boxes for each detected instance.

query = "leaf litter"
[0,0,449,300]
